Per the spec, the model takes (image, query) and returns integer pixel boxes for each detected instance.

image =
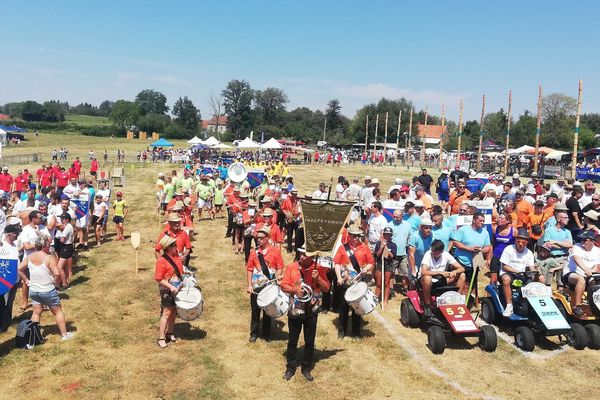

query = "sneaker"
[573,305,584,317]
[61,332,75,341]
[284,368,296,381]
[502,303,514,317]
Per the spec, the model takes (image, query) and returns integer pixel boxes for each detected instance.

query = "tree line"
[1,81,599,149]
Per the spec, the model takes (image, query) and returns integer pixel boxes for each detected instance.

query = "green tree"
[172,96,201,131]
[109,100,139,130]
[351,98,415,147]
[42,100,66,122]
[222,79,254,139]
[98,100,115,117]
[581,113,600,135]
[540,93,578,150]
[255,87,288,126]
[2,102,23,118]
[20,101,47,121]
[542,93,576,121]
[510,111,536,147]
[579,126,597,150]
[137,113,171,133]
[135,89,169,115]
[483,109,508,144]
[325,99,343,133]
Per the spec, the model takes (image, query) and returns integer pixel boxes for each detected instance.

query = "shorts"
[76,215,88,229]
[160,290,176,308]
[490,256,501,274]
[561,272,579,290]
[103,213,109,225]
[113,216,124,224]
[30,288,61,307]
[394,256,409,276]
[198,198,212,209]
[431,276,448,290]
[59,243,74,259]
[437,191,449,202]
[54,238,62,255]
[91,215,104,227]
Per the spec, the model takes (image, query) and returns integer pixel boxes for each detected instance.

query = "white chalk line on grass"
[475,321,567,361]
[372,310,502,400]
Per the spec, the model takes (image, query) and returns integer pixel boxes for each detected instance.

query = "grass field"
[0,135,597,400]
[64,114,112,127]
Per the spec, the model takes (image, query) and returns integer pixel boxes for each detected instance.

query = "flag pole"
[421,107,428,168]
[395,110,402,165]
[406,108,413,169]
[534,85,543,174]
[374,113,379,158]
[384,112,389,164]
[438,104,446,171]
[572,78,583,179]
[477,95,486,171]
[364,115,369,155]
[457,99,464,163]
[503,90,512,175]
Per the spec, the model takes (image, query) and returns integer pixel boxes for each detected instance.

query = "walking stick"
[466,265,479,308]
[381,255,385,311]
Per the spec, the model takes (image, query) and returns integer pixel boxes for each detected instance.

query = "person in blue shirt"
[431,212,452,250]
[402,201,421,231]
[217,163,228,180]
[387,209,412,292]
[465,171,483,194]
[451,212,492,283]
[408,218,433,281]
[541,210,573,258]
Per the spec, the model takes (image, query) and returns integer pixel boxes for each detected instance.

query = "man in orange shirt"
[224,183,237,238]
[333,225,374,338]
[447,180,472,215]
[254,208,284,247]
[246,226,284,342]
[155,213,192,265]
[529,200,550,246]
[281,188,301,253]
[514,190,533,228]
[280,248,330,381]
[544,192,558,216]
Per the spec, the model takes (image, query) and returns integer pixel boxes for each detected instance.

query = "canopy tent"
[204,136,221,146]
[545,150,569,161]
[485,151,504,157]
[261,137,283,149]
[424,138,441,145]
[289,145,314,153]
[211,142,233,149]
[236,137,261,149]
[525,146,555,155]
[187,136,203,144]
[149,137,174,147]
[507,145,535,154]
[0,125,26,132]
[192,143,209,150]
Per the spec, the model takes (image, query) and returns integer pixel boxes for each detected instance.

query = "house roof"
[202,116,228,129]
[417,123,447,139]
[0,114,9,120]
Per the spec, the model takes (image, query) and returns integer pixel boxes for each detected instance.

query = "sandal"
[166,333,177,343]
[157,338,168,348]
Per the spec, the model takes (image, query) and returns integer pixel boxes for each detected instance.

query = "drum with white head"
[175,287,204,321]
[344,281,378,316]
[256,283,289,318]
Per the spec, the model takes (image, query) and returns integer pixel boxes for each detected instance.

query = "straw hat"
[262,208,274,216]
[347,225,363,236]
[257,226,271,236]
[167,213,182,222]
[158,236,177,251]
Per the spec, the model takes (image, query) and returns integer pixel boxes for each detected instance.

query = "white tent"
[187,136,203,144]
[261,138,283,149]
[508,145,534,154]
[236,137,261,149]
[545,150,569,161]
[204,136,221,146]
[211,143,233,149]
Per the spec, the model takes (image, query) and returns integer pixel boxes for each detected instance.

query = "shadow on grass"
[330,315,376,338]
[70,275,90,287]
[42,321,77,336]
[268,319,289,342]
[173,323,207,341]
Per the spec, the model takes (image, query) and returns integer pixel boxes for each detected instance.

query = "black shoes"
[423,305,433,318]
[337,330,345,339]
[284,368,296,381]
[248,335,258,343]
[301,368,314,382]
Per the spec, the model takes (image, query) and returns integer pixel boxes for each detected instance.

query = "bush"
[163,122,195,139]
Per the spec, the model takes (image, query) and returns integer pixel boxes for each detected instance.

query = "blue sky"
[1,0,598,122]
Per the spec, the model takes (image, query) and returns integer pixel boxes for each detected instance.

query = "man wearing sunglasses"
[562,230,600,317]
[447,180,471,215]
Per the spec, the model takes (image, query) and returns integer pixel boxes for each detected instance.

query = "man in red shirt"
[281,188,300,253]
[333,224,374,338]
[90,158,99,179]
[246,226,284,342]
[73,157,82,176]
[154,213,192,265]
[224,184,238,238]
[14,171,28,194]
[0,167,13,192]
[40,166,53,188]
[55,167,69,194]
[280,248,330,381]
[254,208,283,248]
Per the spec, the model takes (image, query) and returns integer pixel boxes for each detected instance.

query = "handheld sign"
[0,245,19,296]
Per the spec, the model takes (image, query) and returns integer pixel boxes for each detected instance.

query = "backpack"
[15,320,44,349]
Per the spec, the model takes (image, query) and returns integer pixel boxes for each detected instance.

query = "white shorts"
[76,216,89,229]
[198,199,212,209]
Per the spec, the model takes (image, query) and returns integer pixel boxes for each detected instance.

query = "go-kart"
[481,270,588,351]
[400,275,497,354]
[553,273,600,349]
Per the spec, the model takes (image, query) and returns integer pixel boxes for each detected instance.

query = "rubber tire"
[400,299,420,328]
[479,325,498,352]
[481,298,497,324]
[586,324,600,350]
[427,325,446,354]
[514,326,536,352]
[568,323,589,350]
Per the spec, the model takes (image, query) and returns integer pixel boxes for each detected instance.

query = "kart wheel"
[514,326,535,352]
[585,324,600,350]
[568,323,589,350]
[479,325,497,352]
[427,325,446,354]
[481,298,497,324]
[400,299,420,328]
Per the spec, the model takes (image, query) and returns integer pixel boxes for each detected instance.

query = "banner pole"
[534,85,543,174]
[395,110,402,165]
[477,95,486,172]
[457,99,464,165]
[572,79,583,180]
[438,104,446,171]
[503,90,512,175]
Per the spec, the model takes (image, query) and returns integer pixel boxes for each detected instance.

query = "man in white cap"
[550,176,566,199]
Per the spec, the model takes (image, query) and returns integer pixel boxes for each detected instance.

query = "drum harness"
[343,244,362,286]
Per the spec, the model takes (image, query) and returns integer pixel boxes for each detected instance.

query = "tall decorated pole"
[395,110,402,165]
[374,113,379,156]
[503,90,513,175]
[406,108,413,168]
[572,78,583,179]
[534,85,543,174]
[457,99,464,162]
[364,114,369,155]
[438,104,446,171]
[421,107,428,168]
[477,95,486,171]
[383,111,389,163]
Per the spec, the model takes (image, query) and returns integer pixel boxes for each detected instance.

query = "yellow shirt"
[113,199,128,217]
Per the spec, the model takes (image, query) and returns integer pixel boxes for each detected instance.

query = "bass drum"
[175,287,204,321]
[256,284,289,319]
[344,281,378,316]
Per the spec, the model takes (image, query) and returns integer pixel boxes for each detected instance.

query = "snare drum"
[256,284,289,319]
[344,281,378,316]
[175,287,204,321]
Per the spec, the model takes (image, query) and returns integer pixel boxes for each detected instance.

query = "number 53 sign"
[439,304,478,333]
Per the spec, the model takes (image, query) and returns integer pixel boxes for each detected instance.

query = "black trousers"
[0,286,17,332]
[294,227,304,258]
[226,209,233,236]
[322,269,336,311]
[338,286,362,336]
[286,312,318,370]
[243,236,254,263]
[286,222,295,251]
[250,293,272,338]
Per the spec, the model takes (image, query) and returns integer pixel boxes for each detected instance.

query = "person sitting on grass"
[499,229,543,317]
[562,230,600,317]
[419,239,465,317]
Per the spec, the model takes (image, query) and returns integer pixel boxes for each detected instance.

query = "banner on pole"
[301,200,352,256]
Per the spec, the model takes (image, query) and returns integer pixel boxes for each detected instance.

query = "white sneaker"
[502,304,513,317]
[61,332,75,341]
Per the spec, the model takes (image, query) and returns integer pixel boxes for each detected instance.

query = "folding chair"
[111,166,125,187]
